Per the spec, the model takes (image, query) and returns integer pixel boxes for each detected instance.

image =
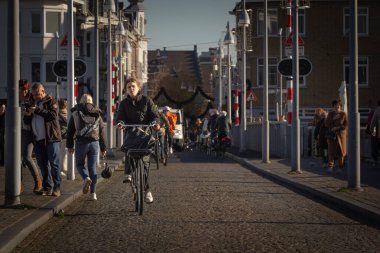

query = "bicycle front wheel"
[137,158,145,215]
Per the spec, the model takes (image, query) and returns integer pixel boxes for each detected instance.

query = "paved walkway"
[0,148,379,253]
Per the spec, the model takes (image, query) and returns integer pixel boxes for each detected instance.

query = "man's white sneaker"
[82,177,92,194]
[169,147,173,154]
[145,191,153,203]
[123,174,132,183]
[91,193,97,201]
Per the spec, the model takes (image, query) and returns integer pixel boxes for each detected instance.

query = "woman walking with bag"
[325,99,348,172]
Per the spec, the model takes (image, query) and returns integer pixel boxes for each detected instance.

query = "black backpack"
[76,111,100,139]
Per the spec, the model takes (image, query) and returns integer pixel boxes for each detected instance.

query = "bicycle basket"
[121,128,156,153]
[221,136,231,147]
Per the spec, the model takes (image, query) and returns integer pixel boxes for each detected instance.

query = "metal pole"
[4,0,21,207]
[66,0,75,180]
[239,0,247,152]
[286,0,293,125]
[94,0,99,107]
[118,29,124,147]
[262,0,270,163]
[55,32,60,99]
[279,28,283,119]
[107,10,114,154]
[291,0,301,173]
[348,0,361,190]
[218,40,223,111]
[227,43,232,123]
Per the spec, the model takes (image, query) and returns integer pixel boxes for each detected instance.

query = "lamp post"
[238,0,250,152]
[278,27,283,120]
[104,0,115,155]
[224,21,235,124]
[55,32,60,99]
[116,16,125,148]
[262,0,270,163]
[218,39,224,111]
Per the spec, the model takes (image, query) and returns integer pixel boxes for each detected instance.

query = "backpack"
[76,111,100,139]
[167,112,177,134]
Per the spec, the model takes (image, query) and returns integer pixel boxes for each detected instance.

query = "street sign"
[285,46,304,57]
[278,58,312,77]
[284,31,304,47]
[59,34,80,58]
[246,89,257,102]
[53,59,87,78]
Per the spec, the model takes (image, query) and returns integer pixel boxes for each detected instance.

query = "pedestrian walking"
[66,94,107,201]
[20,80,42,193]
[58,98,68,177]
[314,108,328,168]
[370,100,380,167]
[325,99,348,172]
[24,83,62,196]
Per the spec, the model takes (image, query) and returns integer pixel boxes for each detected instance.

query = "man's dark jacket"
[24,95,61,144]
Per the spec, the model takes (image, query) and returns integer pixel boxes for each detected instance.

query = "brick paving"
[0,148,379,253]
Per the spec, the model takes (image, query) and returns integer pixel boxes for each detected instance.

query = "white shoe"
[60,171,66,177]
[91,193,97,201]
[123,174,132,183]
[83,177,92,194]
[145,191,153,203]
[169,147,173,154]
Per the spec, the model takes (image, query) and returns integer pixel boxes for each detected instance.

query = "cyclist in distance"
[115,78,160,203]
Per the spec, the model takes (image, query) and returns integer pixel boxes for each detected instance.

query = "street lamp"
[104,0,115,155]
[278,27,283,120]
[238,0,250,152]
[217,39,224,111]
[224,21,235,124]
[262,0,270,163]
[55,31,60,99]
[116,15,125,148]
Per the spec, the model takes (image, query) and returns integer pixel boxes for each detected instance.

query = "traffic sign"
[53,59,87,78]
[59,34,80,58]
[278,58,312,77]
[284,31,304,47]
[246,89,257,102]
[285,46,304,57]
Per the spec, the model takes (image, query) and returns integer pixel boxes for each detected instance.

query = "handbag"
[326,129,337,141]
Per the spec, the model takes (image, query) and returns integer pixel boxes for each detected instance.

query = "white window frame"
[343,7,368,36]
[298,9,306,35]
[343,56,368,87]
[44,10,63,36]
[257,9,278,36]
[257,57,278,87]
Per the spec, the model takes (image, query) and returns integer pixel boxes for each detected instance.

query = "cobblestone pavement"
[12,151,380,253]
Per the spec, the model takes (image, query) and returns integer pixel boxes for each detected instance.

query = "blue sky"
[141,0,237,53]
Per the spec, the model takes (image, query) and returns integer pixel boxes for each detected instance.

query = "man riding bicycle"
[115,78,160,203]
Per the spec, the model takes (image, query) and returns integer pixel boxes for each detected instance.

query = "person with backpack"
[66,94,107,201]
[163,106,176,154]
[58,98,68,177]
[116,78,160,203]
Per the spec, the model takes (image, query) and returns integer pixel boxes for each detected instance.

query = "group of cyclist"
[190,109,232,153]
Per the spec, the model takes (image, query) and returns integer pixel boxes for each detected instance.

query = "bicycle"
[118,122,157,215]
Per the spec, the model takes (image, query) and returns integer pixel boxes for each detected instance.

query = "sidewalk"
[227,148,380,225]
[0,149,124,253]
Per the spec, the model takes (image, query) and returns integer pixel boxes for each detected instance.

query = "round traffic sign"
[277,58,312,77]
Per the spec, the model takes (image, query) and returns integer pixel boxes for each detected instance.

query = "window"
[344,57,368,86]
[257,9,278,36]
[45,62,56,82]
[298,9,305,35]
[31,59,41,82]
[46,12,61,34]
[32,12,41,33]
[86,32,91,57]
[257,58,278,86]
[344,7,368,36]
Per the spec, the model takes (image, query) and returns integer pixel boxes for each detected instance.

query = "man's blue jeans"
[34,141,61,192]
[75,141,99,193]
